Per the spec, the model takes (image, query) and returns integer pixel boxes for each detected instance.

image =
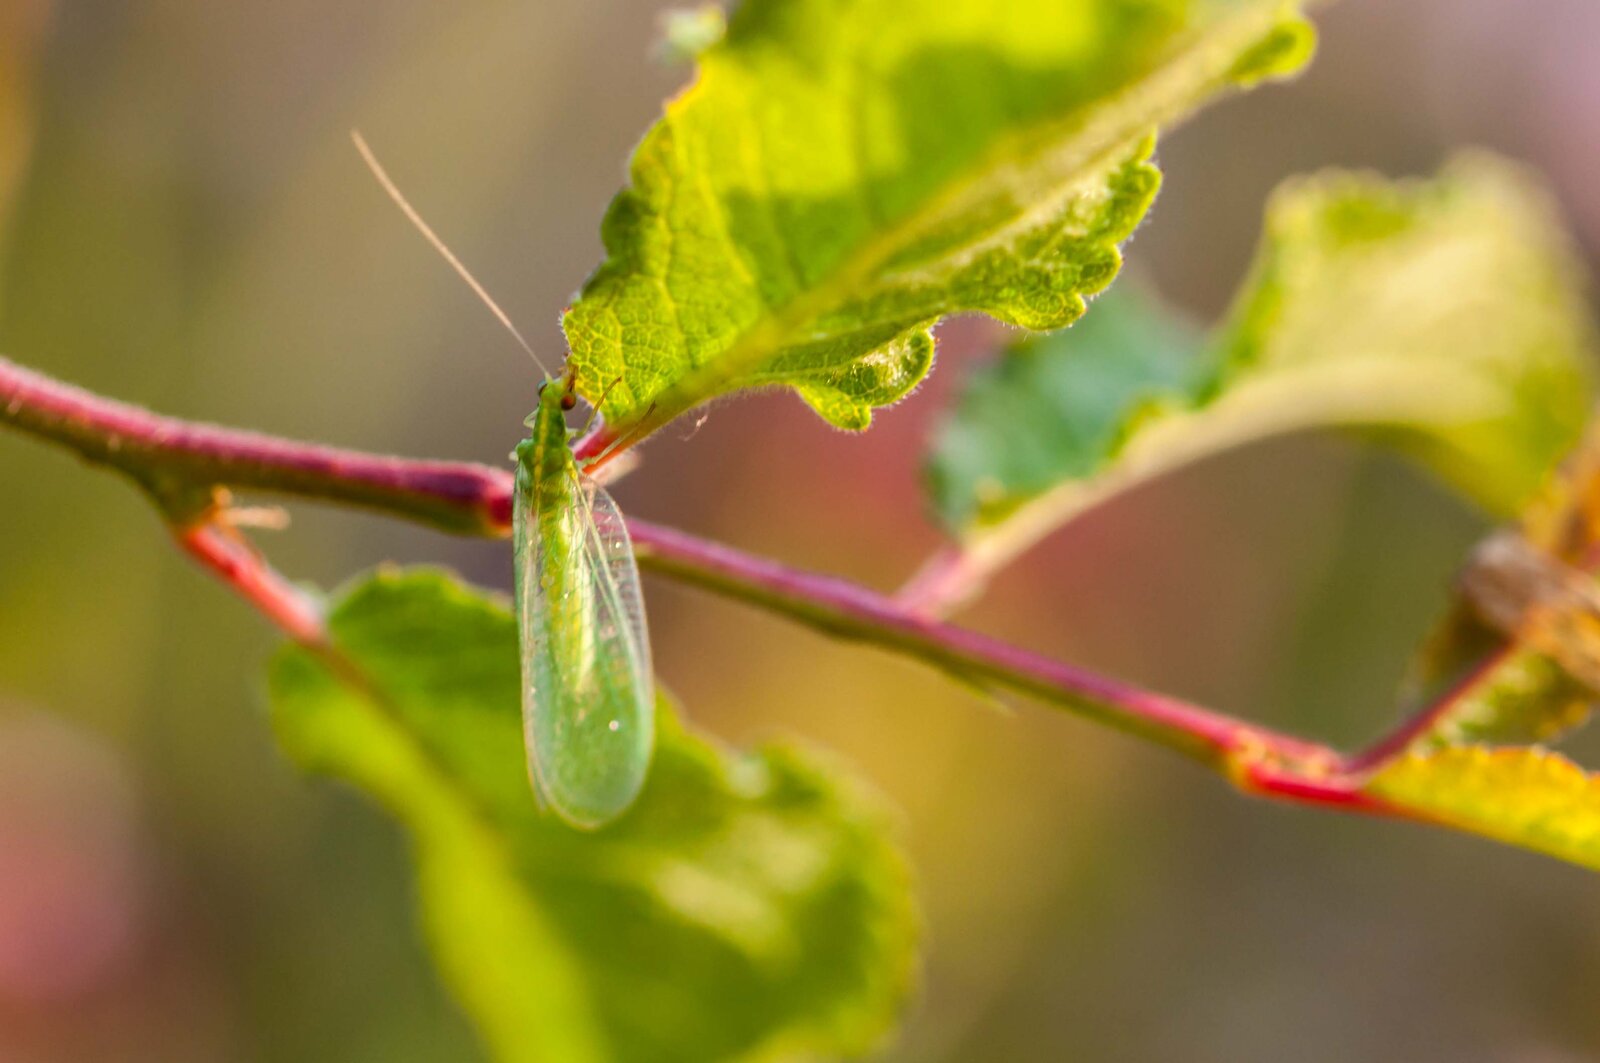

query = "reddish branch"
[0,356,513,534]
[174,524,328,646]
[0,353,1452,814]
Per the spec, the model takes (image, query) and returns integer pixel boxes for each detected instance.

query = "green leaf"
[563,0,1315,447]
[268,569,917,1063]
[925,154,1597,598]
[1366,746,1600,872]
[927,281,1203,532]
[1208,154,1595,512]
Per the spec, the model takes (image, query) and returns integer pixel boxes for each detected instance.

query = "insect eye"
[560,392,578,411]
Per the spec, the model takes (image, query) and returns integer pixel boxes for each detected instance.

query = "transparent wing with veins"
[515,447,653,829]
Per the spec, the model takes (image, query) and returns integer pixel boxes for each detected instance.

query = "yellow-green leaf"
[563,0,1314,449]
[1367,746,1600,871]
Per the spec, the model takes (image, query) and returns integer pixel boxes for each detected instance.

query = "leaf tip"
[656,4,727,64]
[1227,11,1317,88]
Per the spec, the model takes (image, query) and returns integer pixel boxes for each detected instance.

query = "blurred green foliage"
[930,155,1596,547]
[927,283,1204,533]
[271,570,915,1063]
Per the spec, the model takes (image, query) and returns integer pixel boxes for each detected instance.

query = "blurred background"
[2,1,1599,1060]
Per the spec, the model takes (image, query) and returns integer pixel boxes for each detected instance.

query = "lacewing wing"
[347,135,655,826]
[512,379,654,829]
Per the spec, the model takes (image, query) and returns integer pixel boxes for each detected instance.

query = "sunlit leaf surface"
[564,0,1314,445]
[1368,746,1600,871]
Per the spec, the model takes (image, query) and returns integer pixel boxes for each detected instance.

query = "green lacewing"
[512,373,654,828]
[351,132,655,829]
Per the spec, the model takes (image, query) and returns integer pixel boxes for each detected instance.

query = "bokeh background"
[2,2,1599,1060]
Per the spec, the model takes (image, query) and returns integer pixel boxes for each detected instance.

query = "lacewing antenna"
[576,376,625,437]
[351,130,551,379]
[587,400,658,469]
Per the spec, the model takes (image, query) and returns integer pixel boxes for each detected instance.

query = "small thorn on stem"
[218,505,293,531]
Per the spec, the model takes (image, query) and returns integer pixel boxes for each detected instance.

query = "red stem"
[0,355,514,534]
[631,520,1331,767]
[174,523,328,646]
[895,544,979,617]
[571,422,616,467]
[0,354,1467,809]
[1343,648,1508,773]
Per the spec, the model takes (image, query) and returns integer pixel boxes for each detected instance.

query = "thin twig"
[0,353,1450,812]
[0,355,513,534]
[632,521,1326,767]
[174,523,328,646]
[896,544,980,618]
